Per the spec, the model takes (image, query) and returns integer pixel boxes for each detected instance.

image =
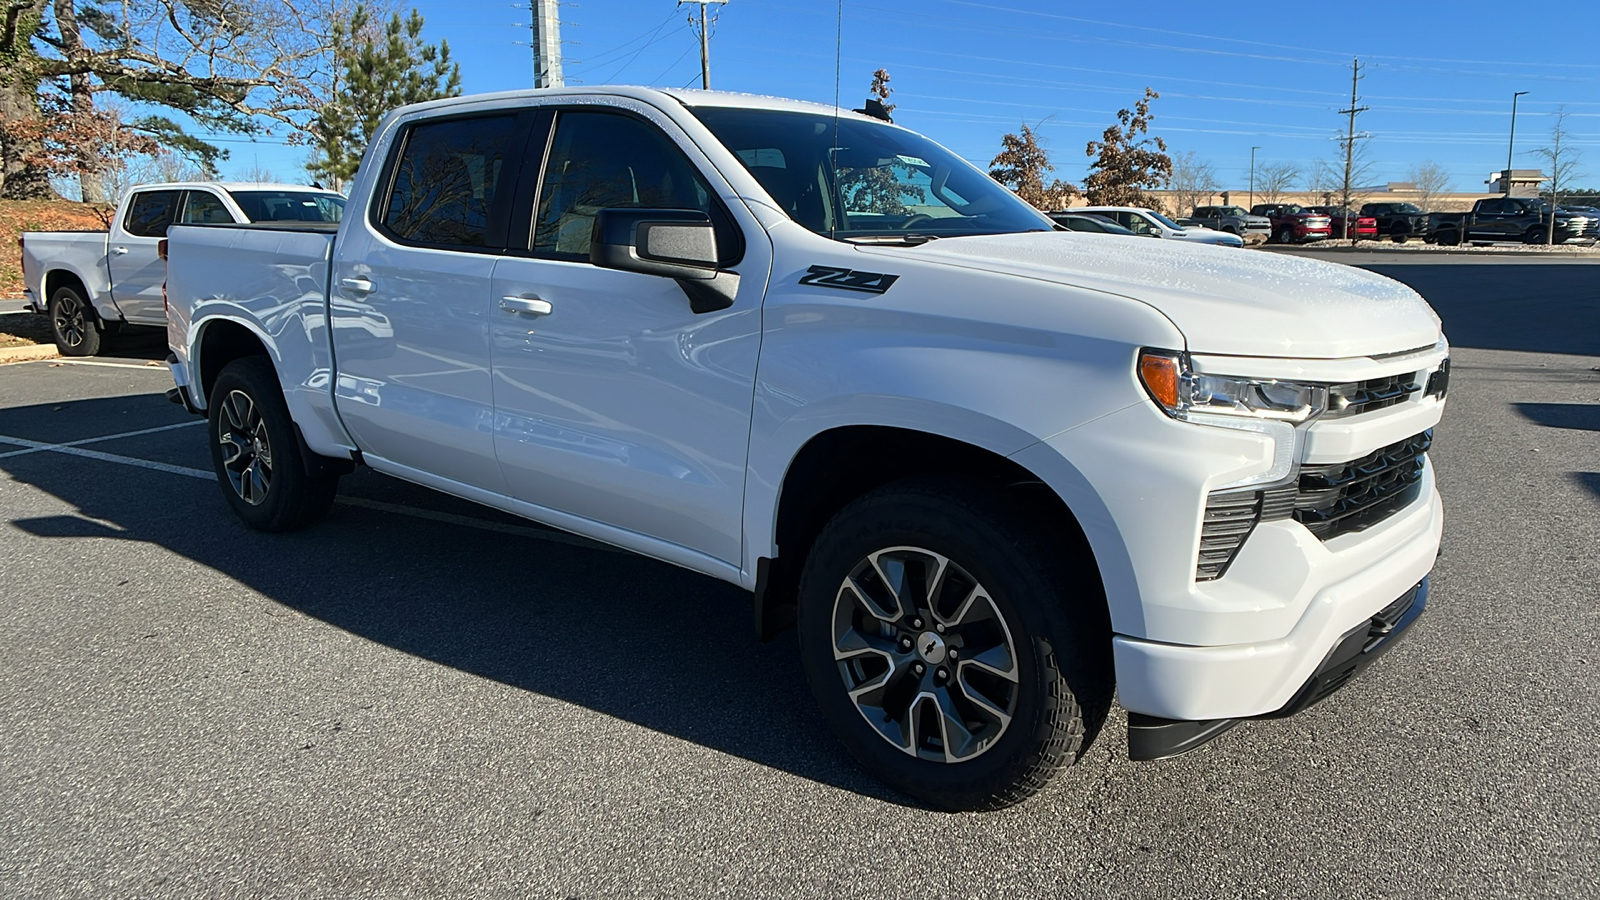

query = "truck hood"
[866,232,1442,359]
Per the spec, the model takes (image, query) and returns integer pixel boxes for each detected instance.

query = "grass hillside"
[2,200,109,297]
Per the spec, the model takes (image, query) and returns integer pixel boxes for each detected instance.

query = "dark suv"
[1360,202,1429,243]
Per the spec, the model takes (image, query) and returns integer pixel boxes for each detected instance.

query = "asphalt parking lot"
[2,256,1598,898]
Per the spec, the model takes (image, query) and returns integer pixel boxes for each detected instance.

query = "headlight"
[1138,349,1328,489]
[1138,349,1327,423]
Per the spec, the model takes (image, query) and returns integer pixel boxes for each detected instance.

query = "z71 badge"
[798,265,900,294]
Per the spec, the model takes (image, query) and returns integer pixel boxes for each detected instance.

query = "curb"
[0,343,59,364]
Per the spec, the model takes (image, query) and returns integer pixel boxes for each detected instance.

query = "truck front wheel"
[207,357,338,532]
[796,477,1111,811]
[48,285,101,357]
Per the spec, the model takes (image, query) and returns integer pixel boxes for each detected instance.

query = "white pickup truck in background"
[163,87,1448,811]
[19,182,346,356]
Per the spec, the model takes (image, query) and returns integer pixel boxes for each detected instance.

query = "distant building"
[1487,169,1545,197]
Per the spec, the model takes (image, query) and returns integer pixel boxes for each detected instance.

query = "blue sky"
[220,0,1600,192]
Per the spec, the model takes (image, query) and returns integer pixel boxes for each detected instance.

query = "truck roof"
[122,181,338,195]
[387,85,882,123]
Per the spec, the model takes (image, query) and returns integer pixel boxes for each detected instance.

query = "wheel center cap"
[915,631,947,665]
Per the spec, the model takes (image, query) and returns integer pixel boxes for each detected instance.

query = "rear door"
[108,189,181,324]
[329,110,535,493]
[486,106,767,566]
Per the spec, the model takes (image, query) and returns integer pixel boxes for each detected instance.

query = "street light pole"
[1506,91,1529,195]
[1249,146,1260,208]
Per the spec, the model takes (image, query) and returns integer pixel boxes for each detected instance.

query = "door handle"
[340,276,375,293]
[112,247,129,255]
[500,296,552,316]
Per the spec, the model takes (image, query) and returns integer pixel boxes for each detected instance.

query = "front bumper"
[1128,578,1427,760]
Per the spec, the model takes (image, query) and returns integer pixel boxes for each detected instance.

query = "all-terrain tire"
[207,357,339,532]
[796,477,1112,811]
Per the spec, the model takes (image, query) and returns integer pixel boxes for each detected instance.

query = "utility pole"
[1249,146,1260,208]
[1505,90,1529,195]
[527,0,565,88]
[679,0,727,90]
[1336,57,1368,239]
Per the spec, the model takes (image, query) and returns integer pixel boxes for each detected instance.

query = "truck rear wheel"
[48,285,101,357]
[207,357,338,532]
[796,477,1111,811]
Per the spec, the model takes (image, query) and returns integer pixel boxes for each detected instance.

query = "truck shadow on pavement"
[1514,402,1600,432]
[0,392,916,807]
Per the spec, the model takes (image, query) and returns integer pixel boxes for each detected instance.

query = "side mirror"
[589,207,738,314]
[590,208,718,280]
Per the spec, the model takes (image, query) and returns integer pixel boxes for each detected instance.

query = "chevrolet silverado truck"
[1250,203,1332,244]
[1359,202,1429,243]
[1184,205,1272,244]
[164,88,1449,811]
[19,182,345,356]
[1428,196,1599,246]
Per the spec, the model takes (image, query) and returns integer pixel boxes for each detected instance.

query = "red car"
[1308,206,1378,241]
[1250,203,1332,243]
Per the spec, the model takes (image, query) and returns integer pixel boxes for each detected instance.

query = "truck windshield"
[229,191,346,224]
[1147,210,1184,229]
[689,106,1054,240]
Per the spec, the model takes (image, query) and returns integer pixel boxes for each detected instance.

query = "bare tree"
[1531,109,1583,245]
[1165,151,1218,217]
[1407,161,1452,212]
[1257,162,1300,204]
[989,123,1078,211]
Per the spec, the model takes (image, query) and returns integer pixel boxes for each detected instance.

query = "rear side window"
[382,114,521,248]
[124,190,181,237]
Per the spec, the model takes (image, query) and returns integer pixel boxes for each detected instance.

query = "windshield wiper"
[841,233,942,246]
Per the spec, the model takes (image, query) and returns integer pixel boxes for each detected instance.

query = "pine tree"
[988,124,1077,210]
[1082,89,1172,208]
[309,6,461,190]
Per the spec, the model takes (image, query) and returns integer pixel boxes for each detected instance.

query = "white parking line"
[0,421,205,460]
[0,427,619,553]
[39,359,171,371]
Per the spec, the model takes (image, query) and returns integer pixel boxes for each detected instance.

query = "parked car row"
[1050,207,1245,247]
[1426,196,1599,246]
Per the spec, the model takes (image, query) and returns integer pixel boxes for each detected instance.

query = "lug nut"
[936,668,949,681]
[948,648,958,660]
[899,637,913,651]
[913,663,925,675]
[934,623,946,634]
[910,617,924,630]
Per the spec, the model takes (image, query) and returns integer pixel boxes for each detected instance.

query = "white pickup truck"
[164,88,1448,810]
[19,182,345,355]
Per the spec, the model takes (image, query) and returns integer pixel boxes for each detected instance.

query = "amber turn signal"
[1137,349,1183,414]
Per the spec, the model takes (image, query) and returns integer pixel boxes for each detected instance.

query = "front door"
[330,111,531,493]
[108,189,181,324]
[489,108,767,566]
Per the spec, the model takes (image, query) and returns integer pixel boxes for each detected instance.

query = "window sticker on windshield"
[896,155,928,167]
[738,148,786,168]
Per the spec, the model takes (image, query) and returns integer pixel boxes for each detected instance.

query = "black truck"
[1359,202,1429,243]
[1428,197,1598,246]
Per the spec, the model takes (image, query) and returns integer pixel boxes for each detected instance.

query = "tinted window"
[180,191,233,225]
[383,115,520,248]
[231,190,345,223]
[533,111,741,263]
[124,190,181,237]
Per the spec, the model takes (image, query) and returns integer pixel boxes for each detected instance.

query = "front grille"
[1326,373,1421,418]
[1294,431,1431,540]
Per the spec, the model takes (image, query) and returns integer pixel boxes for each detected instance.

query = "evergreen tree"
[308,6,461,189]
[1082,88,1172,208]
